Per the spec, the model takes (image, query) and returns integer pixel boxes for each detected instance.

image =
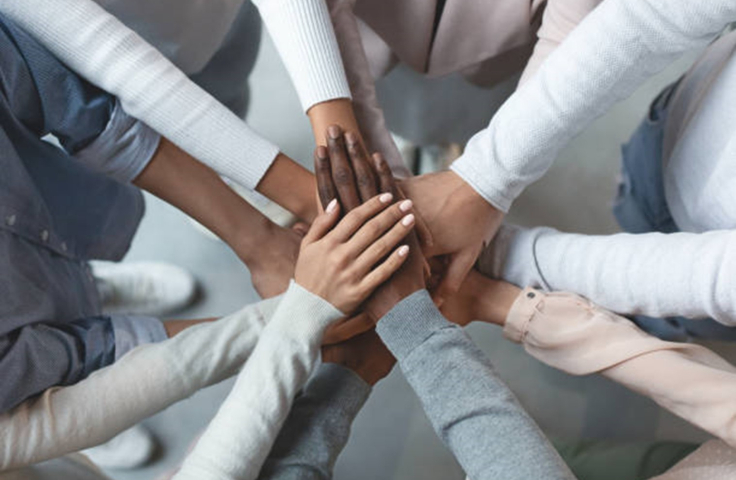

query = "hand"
[315,126,426,322]
[295,192,416,314]
[322,329,396,386]
[400,171,504,305]
[241,223,302,299]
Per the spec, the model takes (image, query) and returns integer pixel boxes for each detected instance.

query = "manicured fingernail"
[402,214,415,227]
[345,132,357,145]
[326,199,338,214]
[379,193,393,204]
[398,245,410,257]
[399,200,413,212]
[328,125,341,139]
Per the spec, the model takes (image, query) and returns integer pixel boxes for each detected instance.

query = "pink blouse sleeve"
[504,288,736,448]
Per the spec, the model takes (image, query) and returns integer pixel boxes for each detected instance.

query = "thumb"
[433,248,478,308]
[303,199,340,244]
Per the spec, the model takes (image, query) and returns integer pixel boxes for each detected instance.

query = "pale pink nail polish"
[398,245,410,257]
[379,193,393,204]
[326,199,338,214]
[402,214,415,227]
[399,200,413,212]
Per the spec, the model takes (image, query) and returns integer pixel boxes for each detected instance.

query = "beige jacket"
[326,0,603,175]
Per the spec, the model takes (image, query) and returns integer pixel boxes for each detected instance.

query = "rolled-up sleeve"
[72,101,162,184]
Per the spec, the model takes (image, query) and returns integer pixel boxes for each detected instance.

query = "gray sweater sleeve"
[376,290,576,480]
[258,363,371,480]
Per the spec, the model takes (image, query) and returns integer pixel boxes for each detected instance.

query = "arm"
[0,296,283,470]
[478,224,736,325]
[376,290,575,480]
[503,288,736,449]
[257,363,371,480]
[519,0,604,85]
[451,0,735,212]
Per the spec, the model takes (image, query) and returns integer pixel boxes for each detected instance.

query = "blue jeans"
[614,82,736,342]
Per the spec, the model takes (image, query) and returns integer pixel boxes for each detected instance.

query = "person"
[394,0,736,308]
[0,11,303,422]
[472,26,736,342]
[0,148,421,479]
[323,0,603,175]
[0,0,402,222]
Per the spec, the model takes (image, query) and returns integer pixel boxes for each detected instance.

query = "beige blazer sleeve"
[520,0,604,85]
[325,0,411,178]
[504,288,736,449]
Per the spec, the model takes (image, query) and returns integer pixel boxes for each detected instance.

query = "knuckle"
[333,168,353,186]
[356,172,373,188]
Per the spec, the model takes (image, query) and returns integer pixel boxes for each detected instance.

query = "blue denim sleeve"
[0,317,116,414]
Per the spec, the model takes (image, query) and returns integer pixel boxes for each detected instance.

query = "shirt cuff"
[256,0,352,111]
[376,289,453,360]
[503,288,545,344]
[310,363,372,412]
[110,314,168,361]
[271,281,344,340]
[73,101,161,184]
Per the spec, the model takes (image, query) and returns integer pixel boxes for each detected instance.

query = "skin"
[134,137,300,298]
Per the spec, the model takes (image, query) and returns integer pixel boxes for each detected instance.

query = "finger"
[345,132,379,202]
[396,182,434,249]
[329,192,394,243]
[372,153,397,195]
[314,146,338,211]
[347,198,414,256]
[322,313,375,345]
[354,210,415,273]
[327,125,362,211]
[433,248,477,308]
[303,198,340,244]
[360,245,411,292]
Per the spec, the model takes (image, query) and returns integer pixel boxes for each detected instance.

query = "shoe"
[82,425,156,470]
[92,261,197,317]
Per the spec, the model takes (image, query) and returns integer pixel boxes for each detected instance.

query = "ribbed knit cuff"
[74,101,161,184]
[451,153,514,214]
[270,281,344,340]
[309,363,371,413]
[376,290,452,360]
[256,0,352,111]
[503,288,544,344]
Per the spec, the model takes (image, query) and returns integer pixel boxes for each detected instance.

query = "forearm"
[451,0,734,212]
[376,290,574,480]
[503,289,736,448]
[0,297,282,470]
[479,225,736,325]
[175,283,342,480]
[258,363,371,480]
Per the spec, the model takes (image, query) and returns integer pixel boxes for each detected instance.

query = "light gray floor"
[107,31,733,480]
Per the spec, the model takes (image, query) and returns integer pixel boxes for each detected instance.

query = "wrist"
[308,98,361,147]
[476,278,522,327]
[257,153,318,222]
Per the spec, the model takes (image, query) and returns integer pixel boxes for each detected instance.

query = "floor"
[107,30,731,480]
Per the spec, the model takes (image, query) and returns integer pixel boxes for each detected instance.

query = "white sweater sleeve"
[451,0,736,212]
[481,225,736,326]
[0,296,282,471]
[174,281,343,480]
[0,0,279,191]
[255,0,352,112]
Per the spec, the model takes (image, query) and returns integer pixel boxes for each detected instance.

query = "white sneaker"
[82,425,156,470]
[92,261,197,317]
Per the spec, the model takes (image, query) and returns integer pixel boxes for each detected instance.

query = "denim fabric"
[615,82,736,342]
[0,15,144,413]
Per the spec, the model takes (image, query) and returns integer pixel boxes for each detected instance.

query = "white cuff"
[256,0,352,111]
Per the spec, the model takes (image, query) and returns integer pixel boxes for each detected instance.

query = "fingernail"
[328,125,341,139]
[399,200,413,212]
[398,245,410,257]
[379,193,393,203]
[326,199,338,214]
[402,214,415,227]
[345,132,357,145]
[316,146,328,159]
